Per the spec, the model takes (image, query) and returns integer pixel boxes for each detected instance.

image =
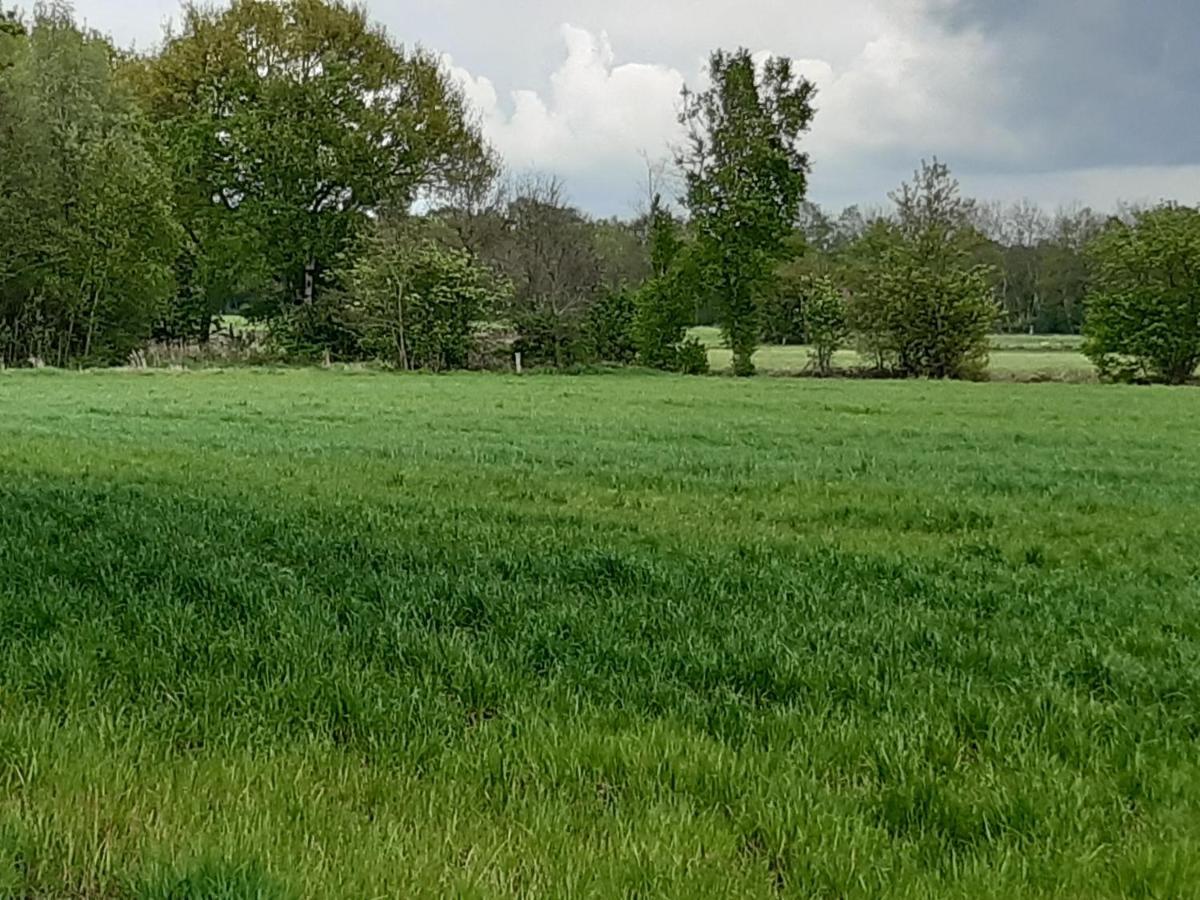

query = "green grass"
[1,369,1199,898]
[691,327,1095,379]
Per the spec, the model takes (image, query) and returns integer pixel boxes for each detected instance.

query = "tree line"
[2,2,1197,382]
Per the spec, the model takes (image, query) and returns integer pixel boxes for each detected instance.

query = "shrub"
[801,275,848,375]
[676,336,711,375]
[581,287,638,364]
[1084,205,1200,384]
[513,309,583,368]
[269,293,363,363]
[633,274,690,370]
[869,247,997,379]
[344,225,501,371]
[759,277,807,345]
[847,163,998,379]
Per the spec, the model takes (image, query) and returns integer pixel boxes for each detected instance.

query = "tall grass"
[1,370,1198,897]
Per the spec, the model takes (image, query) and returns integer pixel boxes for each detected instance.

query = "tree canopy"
[131,0,492,328]
[0,4,1196,383]
[679,49,816,376]
[1084,205,1200,384]
[0,7,179,367]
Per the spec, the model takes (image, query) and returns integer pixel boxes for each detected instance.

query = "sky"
[73,0,1200,218]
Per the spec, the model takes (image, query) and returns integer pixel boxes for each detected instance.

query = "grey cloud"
[65,0,1200,214]
[935,0,1200,171]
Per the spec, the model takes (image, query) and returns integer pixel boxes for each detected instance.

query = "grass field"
[1,369,1199,898]
[691,328,1095,379]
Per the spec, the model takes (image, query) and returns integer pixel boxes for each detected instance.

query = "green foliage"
[848,161,998,378]
[1084,205,1200,384]
[675,336,711,375]
[267,292,362,362]
[512,310,583,369]
[581,287,638,364]
[633,272,693,371]
[647,194,682,278]
[0,7,180,367]
[759,272,807,346]
[343,222,501,371]
[679,49,816,376]
[486,178,606,368]
[132,0,492,327]
[964,202,1101,336]
[592,219,651,290]
[866,246,998,379]
[801,275,848,375]
[2,372,1200,896]
[632,200,697,372]
[0,6,23,44]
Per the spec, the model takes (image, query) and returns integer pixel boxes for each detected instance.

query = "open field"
[1,370,1199,897]
[691,328,1095,379]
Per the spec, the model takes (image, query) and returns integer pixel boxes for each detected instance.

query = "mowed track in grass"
[1,370,1198,898]
[692,328,1096,379]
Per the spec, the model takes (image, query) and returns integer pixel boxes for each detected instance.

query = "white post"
[515,352,523,375]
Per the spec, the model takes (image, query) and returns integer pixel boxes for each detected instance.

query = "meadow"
[692,328,1095,380]
[1,369,1198,898]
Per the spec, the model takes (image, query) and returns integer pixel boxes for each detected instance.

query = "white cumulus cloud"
[444,11,1016,211]
[444,25,686,194]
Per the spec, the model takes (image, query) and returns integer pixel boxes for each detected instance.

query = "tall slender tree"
[678,49,816,375]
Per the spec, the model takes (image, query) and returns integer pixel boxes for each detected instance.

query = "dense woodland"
[2,2,1198,381]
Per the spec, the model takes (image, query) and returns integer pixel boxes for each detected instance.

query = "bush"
[867,247,997,379]
[676,337,710,375]
[801,275,848,374]
[268,293,363,363]
[846,163,998,379]
[513,309,584,368]
[344,225,502,371]
[581,287,637,364]
[634,264,697,371]
[1084,205,1200,384]
[759,278,806,345]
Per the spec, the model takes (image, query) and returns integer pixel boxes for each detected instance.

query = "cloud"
[444,25,685,206]
[963,165,1200,213]
[932,0,1200,170]
[444,9,1017,212]
[67,0,1200,215]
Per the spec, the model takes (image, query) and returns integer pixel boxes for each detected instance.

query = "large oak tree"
[132,0,493,335]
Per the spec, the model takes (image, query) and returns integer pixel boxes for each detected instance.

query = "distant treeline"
[1,3,1197,382]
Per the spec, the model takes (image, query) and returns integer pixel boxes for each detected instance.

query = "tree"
[632,195,695,370]
[970,200,1098,335]
[343,221,502,371]
[131,0,491,336]
[1084,204,1200,384]
[593,219,651,290]
[0,7,22,42]
[867,246,997,378]
[679,48,816,376]
[0,7,179,367]
[801,275,847,375]
[847,161,998,378]
[483,177,606,367]
[581,287,638,364]
[759,230,819,346]
[841,219,903,370]
[758,279,806,346]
